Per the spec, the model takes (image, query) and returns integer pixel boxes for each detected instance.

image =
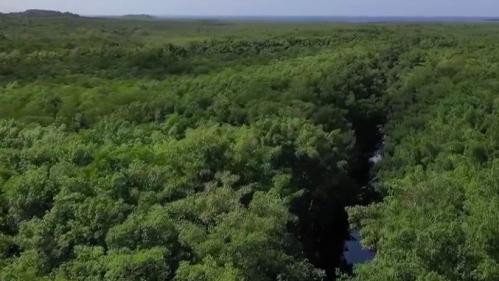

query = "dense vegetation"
[0,13,497,281]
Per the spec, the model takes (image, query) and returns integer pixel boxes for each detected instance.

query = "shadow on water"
[291,117,384,280]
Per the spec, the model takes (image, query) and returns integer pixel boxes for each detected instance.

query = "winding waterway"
[292,119,384,280]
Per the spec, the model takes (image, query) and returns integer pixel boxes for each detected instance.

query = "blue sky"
[1,0,498,16]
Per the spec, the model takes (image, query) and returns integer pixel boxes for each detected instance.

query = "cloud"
[0,3,16,12]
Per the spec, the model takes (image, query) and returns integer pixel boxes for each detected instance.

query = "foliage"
[0,14,498,281]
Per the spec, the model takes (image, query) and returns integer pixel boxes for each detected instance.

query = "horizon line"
[72,14,499,18]
[1,9,499,18]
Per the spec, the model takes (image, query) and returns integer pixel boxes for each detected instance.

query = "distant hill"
[7,9,79,18]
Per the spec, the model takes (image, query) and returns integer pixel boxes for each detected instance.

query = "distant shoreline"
[3,10,499,23]
[95,15,499,23]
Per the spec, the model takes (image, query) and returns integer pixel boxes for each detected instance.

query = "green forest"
[0,12,498,281]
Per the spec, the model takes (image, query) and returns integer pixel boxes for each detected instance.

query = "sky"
[0,0,498,17]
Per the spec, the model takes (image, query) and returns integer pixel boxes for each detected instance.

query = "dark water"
[336,125,384,275]
[343,232,375,266]
[289,120,383,280]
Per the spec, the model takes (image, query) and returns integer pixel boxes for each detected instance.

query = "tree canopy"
[0,15,498,281]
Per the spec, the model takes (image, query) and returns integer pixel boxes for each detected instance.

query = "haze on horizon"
[1,0,499,17]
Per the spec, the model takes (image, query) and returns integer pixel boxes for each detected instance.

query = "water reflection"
[343,232,375,266]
